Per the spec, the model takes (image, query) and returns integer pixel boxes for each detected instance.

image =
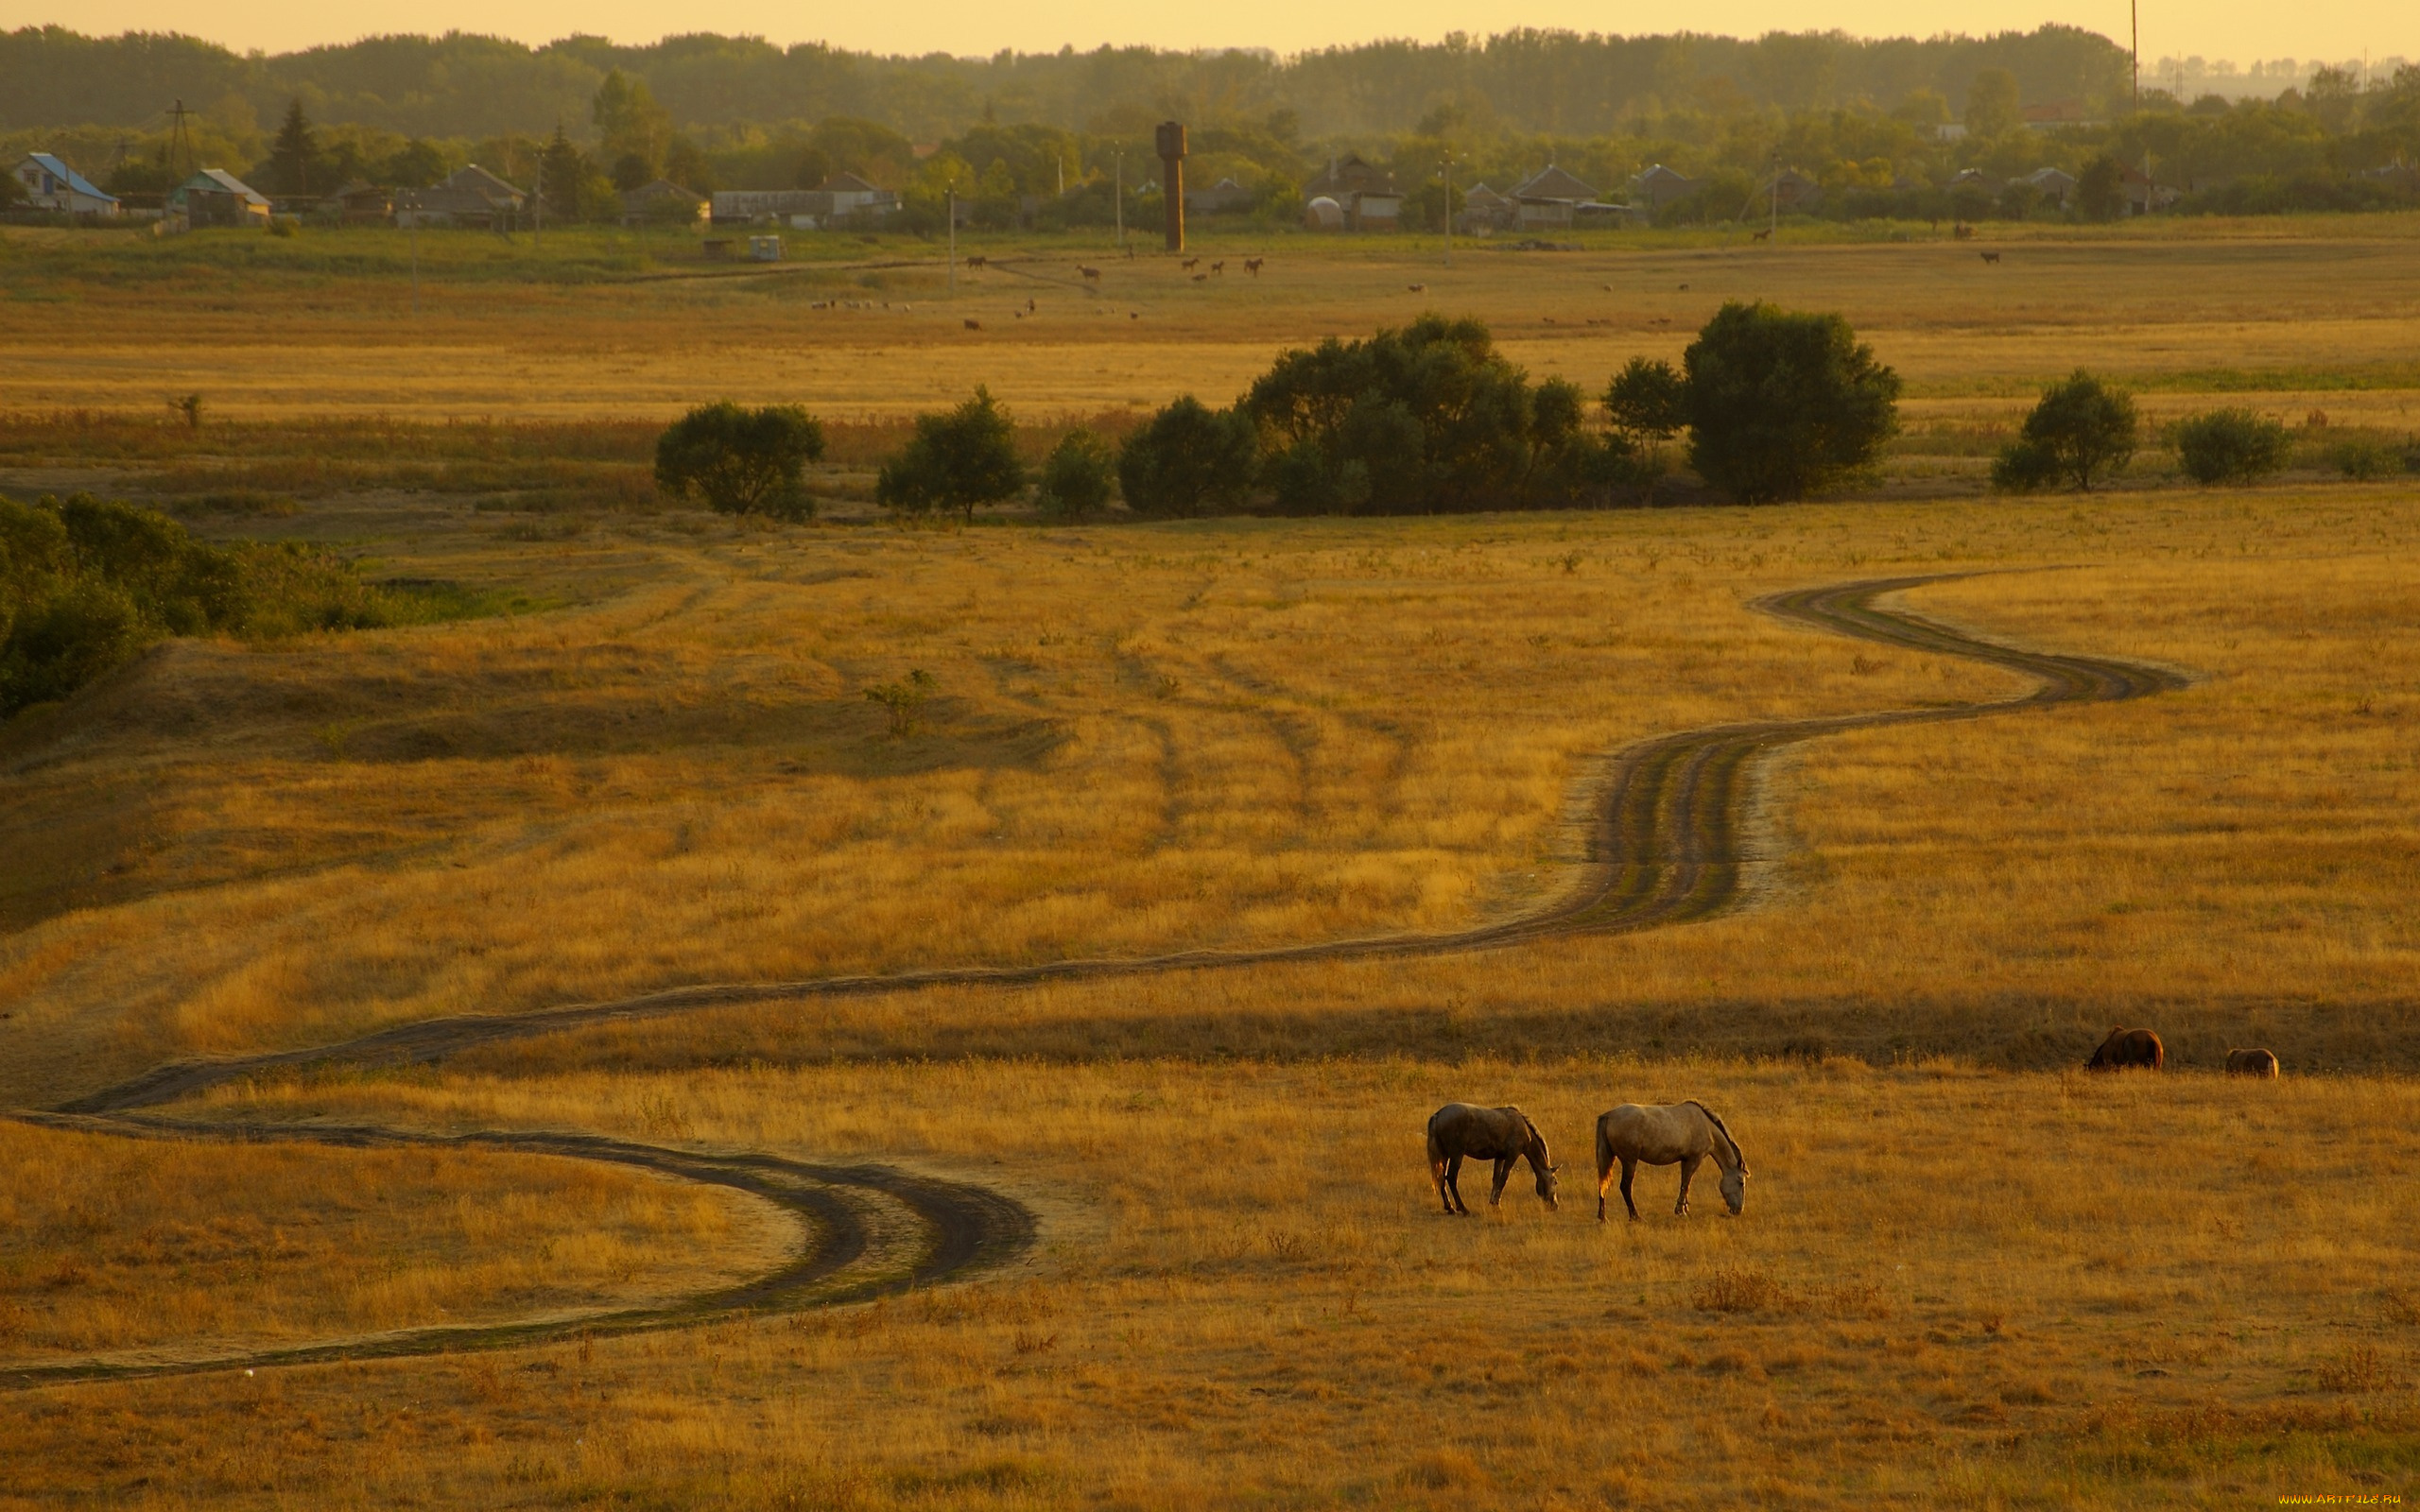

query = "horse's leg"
[1489,1155,1514,1208]
[1619,1158,1640,1221]
[1445,1154,1469,1214]
[1676,1154,1703,1216]
[1430,1154,1454,1215]
[1598,1150,1615,1223]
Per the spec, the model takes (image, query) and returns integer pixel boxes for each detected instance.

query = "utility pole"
[2131,0,2140,111]
[1155,121,1185,252]
[946,183,957,296]
[1114,152,1124,248]
[410,218,421,316]
[165,98,195,181]
[1442,153,1453,267]
[1770,154,1780,240]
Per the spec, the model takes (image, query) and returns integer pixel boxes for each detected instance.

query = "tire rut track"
[21,573,2181,1385]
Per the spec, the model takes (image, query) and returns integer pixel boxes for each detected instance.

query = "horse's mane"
[1686,1101,1744,1168]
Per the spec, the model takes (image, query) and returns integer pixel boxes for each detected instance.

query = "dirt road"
[17,573,2180,1384]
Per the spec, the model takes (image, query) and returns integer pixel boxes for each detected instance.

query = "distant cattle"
[1191,273,1207,283]
[1408,283,1426,292]
[1078,266,1101,283]
[963,318,982,331]
[2226,1048,2280,1078]
[964,254,986,268]
[1979,250,2002,265]
[2087,1026,2165,1071]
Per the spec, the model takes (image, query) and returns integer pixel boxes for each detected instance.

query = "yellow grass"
[6,218,2420,1507]
[6,487,2419,1103]
[7,230,2420,422]
[0,1119,785,1364]
[1,1057,2407,1507]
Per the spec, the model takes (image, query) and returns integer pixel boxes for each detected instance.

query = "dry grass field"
[0,1118,786,1365]
[2,215,2417,1507]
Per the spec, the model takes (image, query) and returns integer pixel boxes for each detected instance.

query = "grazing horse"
[1596,1102,1748,1221]
[2227,1048,2280,1078]
[2088,1027,2165,1071]
[1426,1104,1559,1215]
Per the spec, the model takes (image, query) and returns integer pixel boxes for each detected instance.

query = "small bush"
[1117,396,1258,518]
[2314,1343,2404,1394]
[1033,429,1115,520]
[1996,370,2136,492]
[0,493,443,718]
[2173,407,2291,486]
[875,387,1025,523]
[2330,438,2404,480]
[653,402,825,520]
[1692,1266,1797,1314]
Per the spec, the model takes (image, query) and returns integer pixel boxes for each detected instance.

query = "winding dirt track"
[15,574,2182,1387]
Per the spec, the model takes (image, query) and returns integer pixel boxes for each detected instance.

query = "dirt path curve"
[18,574,2181,1387]
[61,573,2183,1119]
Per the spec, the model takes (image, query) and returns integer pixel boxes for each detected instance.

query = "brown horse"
[2226,1048,2280,1078]
[1426,1104,1559,1215]
[1595,1102,1748,1221]
[2088,1027,2165,1071]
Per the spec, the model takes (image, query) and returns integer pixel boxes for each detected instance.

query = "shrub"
[0,494,422,718]
[1243,314,1586,512]
[1033,429,1115,520]
[1683,301,1902,503]
[1996,371,2136,492]
[875,387,1026,523]
[653,402,825,520]
[1117,396,1258,517]
[2329,437,2403,481]
[2174,408,2291,486]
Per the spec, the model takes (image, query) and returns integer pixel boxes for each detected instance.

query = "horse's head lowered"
[1701,1106,1749,1215]
[1525,1118,1562,1211]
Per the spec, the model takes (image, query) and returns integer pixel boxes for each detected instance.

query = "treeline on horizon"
[7,24,2418,225]
[0,25,2135,144]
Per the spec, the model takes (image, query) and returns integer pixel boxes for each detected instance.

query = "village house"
[1762,167,1824,213]
[320,181,395,225]
[2020,166,2080,208]
[1456,182,1512,232]
[1302,154,1400,230]
[1626,163,1699,210]
[1184,177,1254,215]
[395,165,527,231]
[619,180,707,226]
[12,153,120,217]
[1510,163,1597,229]
[712,174,898,229]
[168,169,269,229]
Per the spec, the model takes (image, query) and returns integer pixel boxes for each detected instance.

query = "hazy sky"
[6,0,2408,68]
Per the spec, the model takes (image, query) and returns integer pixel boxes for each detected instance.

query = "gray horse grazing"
[1426,1104,1560,1215]
[1595,1102,1749,1221]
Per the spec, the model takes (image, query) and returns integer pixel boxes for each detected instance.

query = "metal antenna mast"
[165,98,196,180]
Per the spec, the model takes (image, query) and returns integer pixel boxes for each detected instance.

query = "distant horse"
[1426,1104,1559,1215]
[964,254,987,268]
[1979,250,2002,265]
[1595,1102,1748,1221]
[1751,228,1772,243]
[1077,265,1102,283]
[1182,256,1200,270]
[962,318,983,331]
[1243,258,1264,276]
[2227,1048,2280,1078]
[2087,1027,2165,1071]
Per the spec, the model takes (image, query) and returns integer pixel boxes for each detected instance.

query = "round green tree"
[1994,371,2136,492]
[2173,408,2292,486]
[1682,302,1902,503]
[1118,396,1259,517]
[653,402,826,520]
[875,387,1027,524]
[1034,429,1116,520]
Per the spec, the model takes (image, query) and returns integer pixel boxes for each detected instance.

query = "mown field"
[1,215,2416,1507]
